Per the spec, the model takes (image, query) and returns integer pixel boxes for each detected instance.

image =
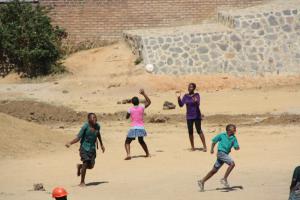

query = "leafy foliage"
[0,0,67,77]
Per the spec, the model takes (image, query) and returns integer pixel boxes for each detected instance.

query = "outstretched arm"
[140,89,151,108]
[66,137,80,148]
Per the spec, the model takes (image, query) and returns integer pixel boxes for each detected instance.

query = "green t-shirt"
[77,122,100,152]
[212,132,239,154]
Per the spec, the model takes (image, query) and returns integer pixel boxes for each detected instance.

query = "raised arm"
[140,89,151,108]
[177,92,184,107]
[192,93,200,105]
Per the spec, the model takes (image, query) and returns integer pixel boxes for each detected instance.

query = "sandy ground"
[0,120,299,200]
[0,42,300,200]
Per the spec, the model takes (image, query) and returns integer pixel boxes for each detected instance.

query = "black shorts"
[79,147,96,167]
[187,119,203,135]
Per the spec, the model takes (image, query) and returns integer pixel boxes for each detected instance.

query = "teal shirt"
[77,122,100,152]
[212,132,239,154]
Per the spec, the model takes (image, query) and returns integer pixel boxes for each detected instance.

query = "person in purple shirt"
[177,83,207,152]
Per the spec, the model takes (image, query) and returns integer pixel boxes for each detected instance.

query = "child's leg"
[80,162,88,186]
[125,137,133,160]
[195,120,207,151]
[138,137,150,157]
[187,120,195,150]
[198,167,219,191]
[201,167,218,183]
[223,162,235,182]
[77,164,82,176]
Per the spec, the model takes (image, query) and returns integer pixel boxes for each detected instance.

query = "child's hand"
[175,91,181,97]
[139,89,145,95]
[101,145,105,153]
[65,142,71,148]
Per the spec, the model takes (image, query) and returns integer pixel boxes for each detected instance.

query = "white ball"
[145,64,154,73]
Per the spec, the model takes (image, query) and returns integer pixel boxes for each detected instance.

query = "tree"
[0,0,67,77]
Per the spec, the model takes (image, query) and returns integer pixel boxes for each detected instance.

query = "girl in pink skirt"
[124,89,151,160]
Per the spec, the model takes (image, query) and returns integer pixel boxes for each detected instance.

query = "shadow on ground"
[86,181,109,187]
[205,185,244,192]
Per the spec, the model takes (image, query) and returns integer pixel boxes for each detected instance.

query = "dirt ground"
[0,42,299,200]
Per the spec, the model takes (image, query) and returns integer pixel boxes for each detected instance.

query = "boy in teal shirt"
[198,124,240,192]
[66,113,105,187]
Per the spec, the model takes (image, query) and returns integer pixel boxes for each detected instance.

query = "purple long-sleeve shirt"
[178,93,201,120]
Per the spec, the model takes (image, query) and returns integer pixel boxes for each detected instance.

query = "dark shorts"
[187,119,203,135]
[79,147,96,167]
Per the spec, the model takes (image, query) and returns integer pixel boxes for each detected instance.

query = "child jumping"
[124,89,151,160]
[177,83,207,151]
[198,124,240,192]
[65,113,105,186]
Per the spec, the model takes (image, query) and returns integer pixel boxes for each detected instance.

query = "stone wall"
[124,1,300,75]
[39,0,267,44]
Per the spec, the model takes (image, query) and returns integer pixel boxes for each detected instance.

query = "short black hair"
[87,113,96,119]
[131,96,139,106]
[226,124,236,132]
[189,83,196,89]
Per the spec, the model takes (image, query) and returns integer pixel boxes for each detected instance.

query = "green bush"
[0,0,67,77]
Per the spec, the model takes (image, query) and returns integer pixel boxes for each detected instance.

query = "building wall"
[124,5,300,75]
[40,0,267,43]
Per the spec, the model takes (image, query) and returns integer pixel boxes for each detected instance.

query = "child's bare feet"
[190,148,196,151]
[77,164,82,176]
[145,154,151,158]
[203,148,207,152]
[79,182,86,187]
[198,180,204,192]
[124,156,131,160]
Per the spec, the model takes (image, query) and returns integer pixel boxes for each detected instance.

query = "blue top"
[212,132,239,154]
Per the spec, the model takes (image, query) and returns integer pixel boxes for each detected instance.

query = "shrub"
[0,0,67,77]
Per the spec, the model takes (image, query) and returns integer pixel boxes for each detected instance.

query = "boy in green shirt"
[198,124,240,192]
[66,113,105,187]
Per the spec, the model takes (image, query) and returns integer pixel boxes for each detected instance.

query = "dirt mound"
[0,113,71,158]
[1,100,299,127]
[0,100,88,125]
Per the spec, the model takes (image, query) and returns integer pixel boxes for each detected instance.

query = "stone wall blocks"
[199,55,210,62]
[217,43,229,51]
[251,22,261,29]
[268,15,279,26]
[230,34,241,42]
[283,10,291,16]
[191,37,202,43]
[197,46,209,54]
[169,47,183,53]
[162,44,170,50]
[282,24,292,32]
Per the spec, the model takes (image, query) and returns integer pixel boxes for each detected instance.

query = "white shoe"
[220,178,230,188]
[197,180,204,192]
